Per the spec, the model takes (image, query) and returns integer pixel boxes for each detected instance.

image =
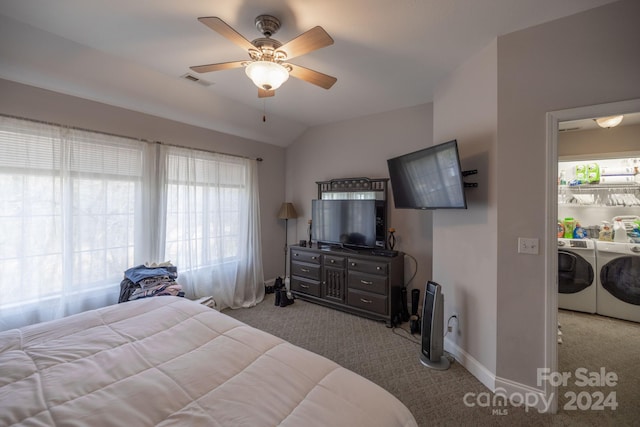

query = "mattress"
[0,296,417,426]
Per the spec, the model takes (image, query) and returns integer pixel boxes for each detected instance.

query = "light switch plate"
[518,237,539,254]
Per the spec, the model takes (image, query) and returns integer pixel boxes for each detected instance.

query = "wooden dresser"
[290,245,404,326]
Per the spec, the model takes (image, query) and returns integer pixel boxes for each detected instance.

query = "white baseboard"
[444,338,495,391]
[444,337,553,414]
[494,376,552,413]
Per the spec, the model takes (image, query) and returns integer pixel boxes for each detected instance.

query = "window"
[0,116,264,330]
[0,118,143,318]
[164,149,246,267]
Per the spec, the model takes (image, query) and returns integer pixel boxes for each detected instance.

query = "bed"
[0,296,417,426]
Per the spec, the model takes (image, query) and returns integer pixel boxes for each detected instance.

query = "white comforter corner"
[0,296,417,427]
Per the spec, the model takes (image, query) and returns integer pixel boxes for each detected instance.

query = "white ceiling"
[0,0,618,146]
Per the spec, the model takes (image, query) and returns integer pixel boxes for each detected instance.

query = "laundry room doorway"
[546,98,640,415]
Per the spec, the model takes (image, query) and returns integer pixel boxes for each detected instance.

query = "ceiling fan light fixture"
[594,115,624,128]
[245,61,289,91]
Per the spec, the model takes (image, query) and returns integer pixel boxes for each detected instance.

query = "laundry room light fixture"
[594,115,624,128]
[245,61,290,91]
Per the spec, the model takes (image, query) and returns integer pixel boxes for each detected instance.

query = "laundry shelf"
[559,183,639,192]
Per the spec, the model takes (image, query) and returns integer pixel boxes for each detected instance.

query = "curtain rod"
[0,113,263,162]
[152,140,263,162]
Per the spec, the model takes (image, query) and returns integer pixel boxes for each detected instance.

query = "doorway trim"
[545,98,640,413]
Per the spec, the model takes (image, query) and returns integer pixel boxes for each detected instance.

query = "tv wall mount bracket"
[462,170,478,188]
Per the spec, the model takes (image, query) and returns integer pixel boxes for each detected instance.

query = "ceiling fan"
[190,15,337,98]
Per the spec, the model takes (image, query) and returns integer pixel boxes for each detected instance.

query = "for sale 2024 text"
[538,367,618,411]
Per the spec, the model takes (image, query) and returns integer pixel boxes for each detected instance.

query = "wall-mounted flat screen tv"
[311,199,377,249]
[387,139,467,209]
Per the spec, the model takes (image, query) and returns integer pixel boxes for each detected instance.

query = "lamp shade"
[595,115,624,128]
[245,61,289,91]
[278,202,298,219]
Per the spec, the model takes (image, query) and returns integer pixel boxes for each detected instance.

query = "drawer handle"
[360,298,372,304]
[330,259,335,264]
[300,284,310,289]
[376,266,382,270]
[311,256,317,260]
[300,268,310,273]
[351,262,357,266]
[360,280,373,285]
[294,253,299,257]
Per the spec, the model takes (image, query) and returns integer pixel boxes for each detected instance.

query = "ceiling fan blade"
[258,88,275,98]
[288,64,337,89]
[198,17,255,52]
[277,26,334,60]
[190,61,246,74]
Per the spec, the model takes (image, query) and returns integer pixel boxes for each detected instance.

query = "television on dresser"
[311,199,377,249]
[387,139,467,209]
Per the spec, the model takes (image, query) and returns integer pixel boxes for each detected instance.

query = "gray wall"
[286,103,434,297]
[0,78,287,284]
[496,0,640,388]
[433,39,498,382]
[284,0,640,398]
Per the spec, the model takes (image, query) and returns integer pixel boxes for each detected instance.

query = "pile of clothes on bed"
[118,261,184,303]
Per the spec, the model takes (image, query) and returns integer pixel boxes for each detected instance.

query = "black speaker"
[400,288,410,322]
[409,315,420,334]
[411,289,420,316]
[409,288,421,334]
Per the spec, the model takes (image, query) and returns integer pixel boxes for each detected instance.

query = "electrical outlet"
[518,237,539,255]
[448,313,458,333]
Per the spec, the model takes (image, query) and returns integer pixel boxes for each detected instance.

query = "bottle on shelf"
[573,222,588,239]
[613,218,628,243]
[563,218,575,239]
[599,221,613,241]
[559,170,567,186]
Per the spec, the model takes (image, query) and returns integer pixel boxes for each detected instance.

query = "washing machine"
[595,241,640,323]
[558,238,597,313]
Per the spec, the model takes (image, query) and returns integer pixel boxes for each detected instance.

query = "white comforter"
[0,297,417,426]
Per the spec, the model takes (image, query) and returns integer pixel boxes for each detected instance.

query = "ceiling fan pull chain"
[263,99,266,122]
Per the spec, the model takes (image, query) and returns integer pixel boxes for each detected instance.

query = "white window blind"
[0,116,144,327]
[0,115,264,330]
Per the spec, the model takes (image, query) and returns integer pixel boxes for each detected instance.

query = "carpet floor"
[223,295,639,426]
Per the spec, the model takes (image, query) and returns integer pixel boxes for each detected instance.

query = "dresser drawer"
[348,258,388,276]
[291,250,321,265]
[291,262,321,280]
[348,271,387,295]
[291,276,321,297]
[347,289,387,315]
[324,255,345,268]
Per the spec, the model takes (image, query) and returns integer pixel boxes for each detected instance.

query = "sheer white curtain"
[1,116,264,331]
[159,145,264,309]
[0,116,145,330]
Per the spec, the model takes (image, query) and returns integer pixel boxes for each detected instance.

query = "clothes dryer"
[595,241,640,323]
[558,238,597,313]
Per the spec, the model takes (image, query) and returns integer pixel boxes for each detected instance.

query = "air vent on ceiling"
[181,73,213,87]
